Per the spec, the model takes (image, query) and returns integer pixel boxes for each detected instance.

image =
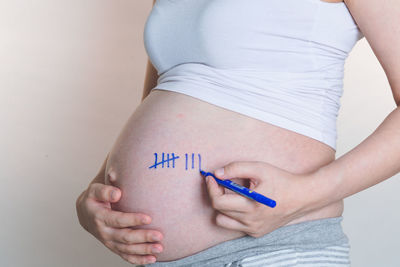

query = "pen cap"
[253,194,276,208]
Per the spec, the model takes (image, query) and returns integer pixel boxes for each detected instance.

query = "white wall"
[1,1,399,266]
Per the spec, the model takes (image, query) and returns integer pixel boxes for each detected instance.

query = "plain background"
[1,1,399,266]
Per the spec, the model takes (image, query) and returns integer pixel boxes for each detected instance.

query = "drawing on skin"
[149,152,202,170]
[198,153,201,171]
[149,152,179,169]
[186,153,199,170]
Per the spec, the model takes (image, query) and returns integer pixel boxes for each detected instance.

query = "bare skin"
[104,89,343,262]
[76,0,400,265]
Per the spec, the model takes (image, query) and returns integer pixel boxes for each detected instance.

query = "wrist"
[297,165,342,215]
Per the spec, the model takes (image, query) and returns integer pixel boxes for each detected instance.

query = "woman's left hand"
[204,161,314,238]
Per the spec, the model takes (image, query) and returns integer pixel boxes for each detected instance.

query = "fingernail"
[142,217,151,224]
[215,168,224,177]
[152,246,162,253]
[152,234,161,241]
[110,190,116,200]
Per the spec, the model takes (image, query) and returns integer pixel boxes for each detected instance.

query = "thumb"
[87,183,121,203]
[214,161,265,188]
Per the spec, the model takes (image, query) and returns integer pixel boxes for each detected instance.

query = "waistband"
[146,216,348,267]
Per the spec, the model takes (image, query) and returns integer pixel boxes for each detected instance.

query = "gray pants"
[144,216,350,267]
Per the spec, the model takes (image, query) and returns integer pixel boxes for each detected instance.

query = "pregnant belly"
[105,89,343,262]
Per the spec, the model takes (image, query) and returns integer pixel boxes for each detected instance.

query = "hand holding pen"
[200,161,312,238]
[200,170,276,208]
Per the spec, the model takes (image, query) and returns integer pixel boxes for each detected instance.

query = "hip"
[146,216,350,267]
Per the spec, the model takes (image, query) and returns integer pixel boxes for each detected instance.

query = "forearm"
[141,59,158,102]
[304,106,400,212]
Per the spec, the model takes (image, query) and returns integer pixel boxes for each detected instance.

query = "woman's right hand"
[76,182,164,265]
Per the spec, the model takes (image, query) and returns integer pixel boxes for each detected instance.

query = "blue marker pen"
[200,170,276,208]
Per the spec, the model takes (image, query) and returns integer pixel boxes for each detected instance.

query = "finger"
[206,173,256,213]
[119,252,156,265]
[214,161,265,184]
[87,183,121,203]
[218,209,246,221]
[104,240,157,265]
[114,241,163,255]
[101,210,152,228]
[205,174,225,200]
[215,212,248,233]
[210,193,254,213]
[110,228,163,244]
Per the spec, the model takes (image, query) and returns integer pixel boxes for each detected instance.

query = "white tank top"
[144,0,364,151]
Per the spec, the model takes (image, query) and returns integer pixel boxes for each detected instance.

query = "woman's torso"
[104,0,363,262]
[105,89,342,261]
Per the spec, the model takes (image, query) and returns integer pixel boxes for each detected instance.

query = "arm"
[200,0,400,239]
[141,58,159,102]
[302,0,400,213]
[141,0,159,102]
[306,106,400,212]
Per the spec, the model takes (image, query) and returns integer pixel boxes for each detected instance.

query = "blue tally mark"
[149,152,202,170]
